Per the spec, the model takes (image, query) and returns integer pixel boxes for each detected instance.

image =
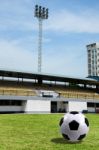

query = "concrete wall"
[24,100,50,113]
[68,101,87,112]
[0,106,22,112]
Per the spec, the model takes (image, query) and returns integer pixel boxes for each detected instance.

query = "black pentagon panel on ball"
[59,117,64,126]
[70,111,79,115]
[62,134,70,140]
[69,120,79,130]
[85,118,89,127]
[78,134,86,140]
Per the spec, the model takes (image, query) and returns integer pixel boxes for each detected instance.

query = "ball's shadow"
[51,137,68,144]
[51,137,82,144]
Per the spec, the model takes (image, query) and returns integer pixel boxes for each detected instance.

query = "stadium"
[0,69,99,114]
[0,5,98,114]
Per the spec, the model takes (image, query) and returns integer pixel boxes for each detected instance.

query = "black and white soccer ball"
[59,111,89,143]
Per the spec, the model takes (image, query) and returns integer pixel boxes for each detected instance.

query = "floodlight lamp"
[46,8,48,19]
[35,5,39,17]
[39,6,42,17]
[43,7,45,15]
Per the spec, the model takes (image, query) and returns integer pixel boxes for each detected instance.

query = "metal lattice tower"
[34,5,49,73]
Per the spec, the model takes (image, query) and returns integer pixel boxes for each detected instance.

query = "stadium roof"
[0,69,99,86]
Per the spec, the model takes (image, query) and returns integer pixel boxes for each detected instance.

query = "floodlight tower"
[34,5,49,73]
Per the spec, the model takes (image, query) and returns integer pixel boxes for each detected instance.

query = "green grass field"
[0,114,98,150]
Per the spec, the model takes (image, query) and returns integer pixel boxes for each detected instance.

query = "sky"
[0,0,99,77]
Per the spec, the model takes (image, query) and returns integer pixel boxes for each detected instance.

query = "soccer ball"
[59,111,89,143]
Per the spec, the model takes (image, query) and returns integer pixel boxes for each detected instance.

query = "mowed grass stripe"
[0,114,98,150]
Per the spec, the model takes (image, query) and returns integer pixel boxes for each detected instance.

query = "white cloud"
[0,39,87,77]
[0,40,37,72]
[45,10,99,33]
[0,0,36,31]
[0,0,99,35]
[43,49,87,77]
[1,3,99,34]
[0,1,91,77]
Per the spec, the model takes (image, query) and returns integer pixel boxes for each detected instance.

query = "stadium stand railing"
[0,82,99,100]
[0,87,36,96]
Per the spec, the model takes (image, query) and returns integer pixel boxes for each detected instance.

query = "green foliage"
[0,114,98,150]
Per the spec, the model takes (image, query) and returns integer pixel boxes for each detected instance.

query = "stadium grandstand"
[0,69,99,113]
